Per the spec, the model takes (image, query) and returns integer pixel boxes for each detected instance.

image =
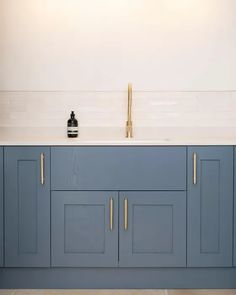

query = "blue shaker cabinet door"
[119,191,186,267]
[0,147,3,267]
[5,147,50,267]
[51,191,118,267]
[187,147,233,267]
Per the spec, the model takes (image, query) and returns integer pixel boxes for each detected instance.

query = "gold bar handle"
[40,153,45,185]
[124,198,128,231]
[109,198,114,231]
[193,152,197,185]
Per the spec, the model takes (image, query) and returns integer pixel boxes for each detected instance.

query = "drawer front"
[51,147,186,190]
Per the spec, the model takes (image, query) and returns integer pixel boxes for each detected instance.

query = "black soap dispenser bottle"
[67,111,78,138]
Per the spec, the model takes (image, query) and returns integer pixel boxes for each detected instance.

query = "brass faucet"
[126,83,133,138]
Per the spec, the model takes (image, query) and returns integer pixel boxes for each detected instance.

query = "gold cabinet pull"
[124,198,128,231]
[193,152,197,185]
[40,153,45,185]
[109,197,114,231]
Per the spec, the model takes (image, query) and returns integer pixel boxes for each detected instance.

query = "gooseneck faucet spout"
[126,83,133,138]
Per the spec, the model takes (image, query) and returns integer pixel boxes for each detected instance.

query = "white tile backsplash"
[0,91,235,128]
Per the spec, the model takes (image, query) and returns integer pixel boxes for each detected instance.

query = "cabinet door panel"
[5,147,50,267]
[119,191,186,267]
[187,147,233,267]
[0,148,3,267]
[51,147,186,190]
[51,191,118,267]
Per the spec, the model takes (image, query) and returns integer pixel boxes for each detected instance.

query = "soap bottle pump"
[67,111,78,138]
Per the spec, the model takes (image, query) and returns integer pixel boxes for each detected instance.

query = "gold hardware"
[40,153,45,185]
[109,198,114,231]
[126,83,133,138]
[124,198,128,231]
[193,152,197,185]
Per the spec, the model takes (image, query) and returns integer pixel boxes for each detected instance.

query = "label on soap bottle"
[67,126,78,138]
[67,126,78,134]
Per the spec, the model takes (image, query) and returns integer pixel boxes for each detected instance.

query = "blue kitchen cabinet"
[0,147,3,267]
[1,145,236,288]
[51,191,118,267]
[187,147,233,267]
[4,147,50,267]
[119,191,186,267]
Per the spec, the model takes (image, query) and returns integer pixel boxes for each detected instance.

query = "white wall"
[1,1,236,130]
[0,0,236,91]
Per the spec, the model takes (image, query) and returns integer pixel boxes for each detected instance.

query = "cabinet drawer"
[51,147,186,191]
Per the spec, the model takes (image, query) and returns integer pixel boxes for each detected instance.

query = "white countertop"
[0,127,236,146]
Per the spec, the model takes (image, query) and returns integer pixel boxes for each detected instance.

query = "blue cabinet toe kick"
[1,268,236,289]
